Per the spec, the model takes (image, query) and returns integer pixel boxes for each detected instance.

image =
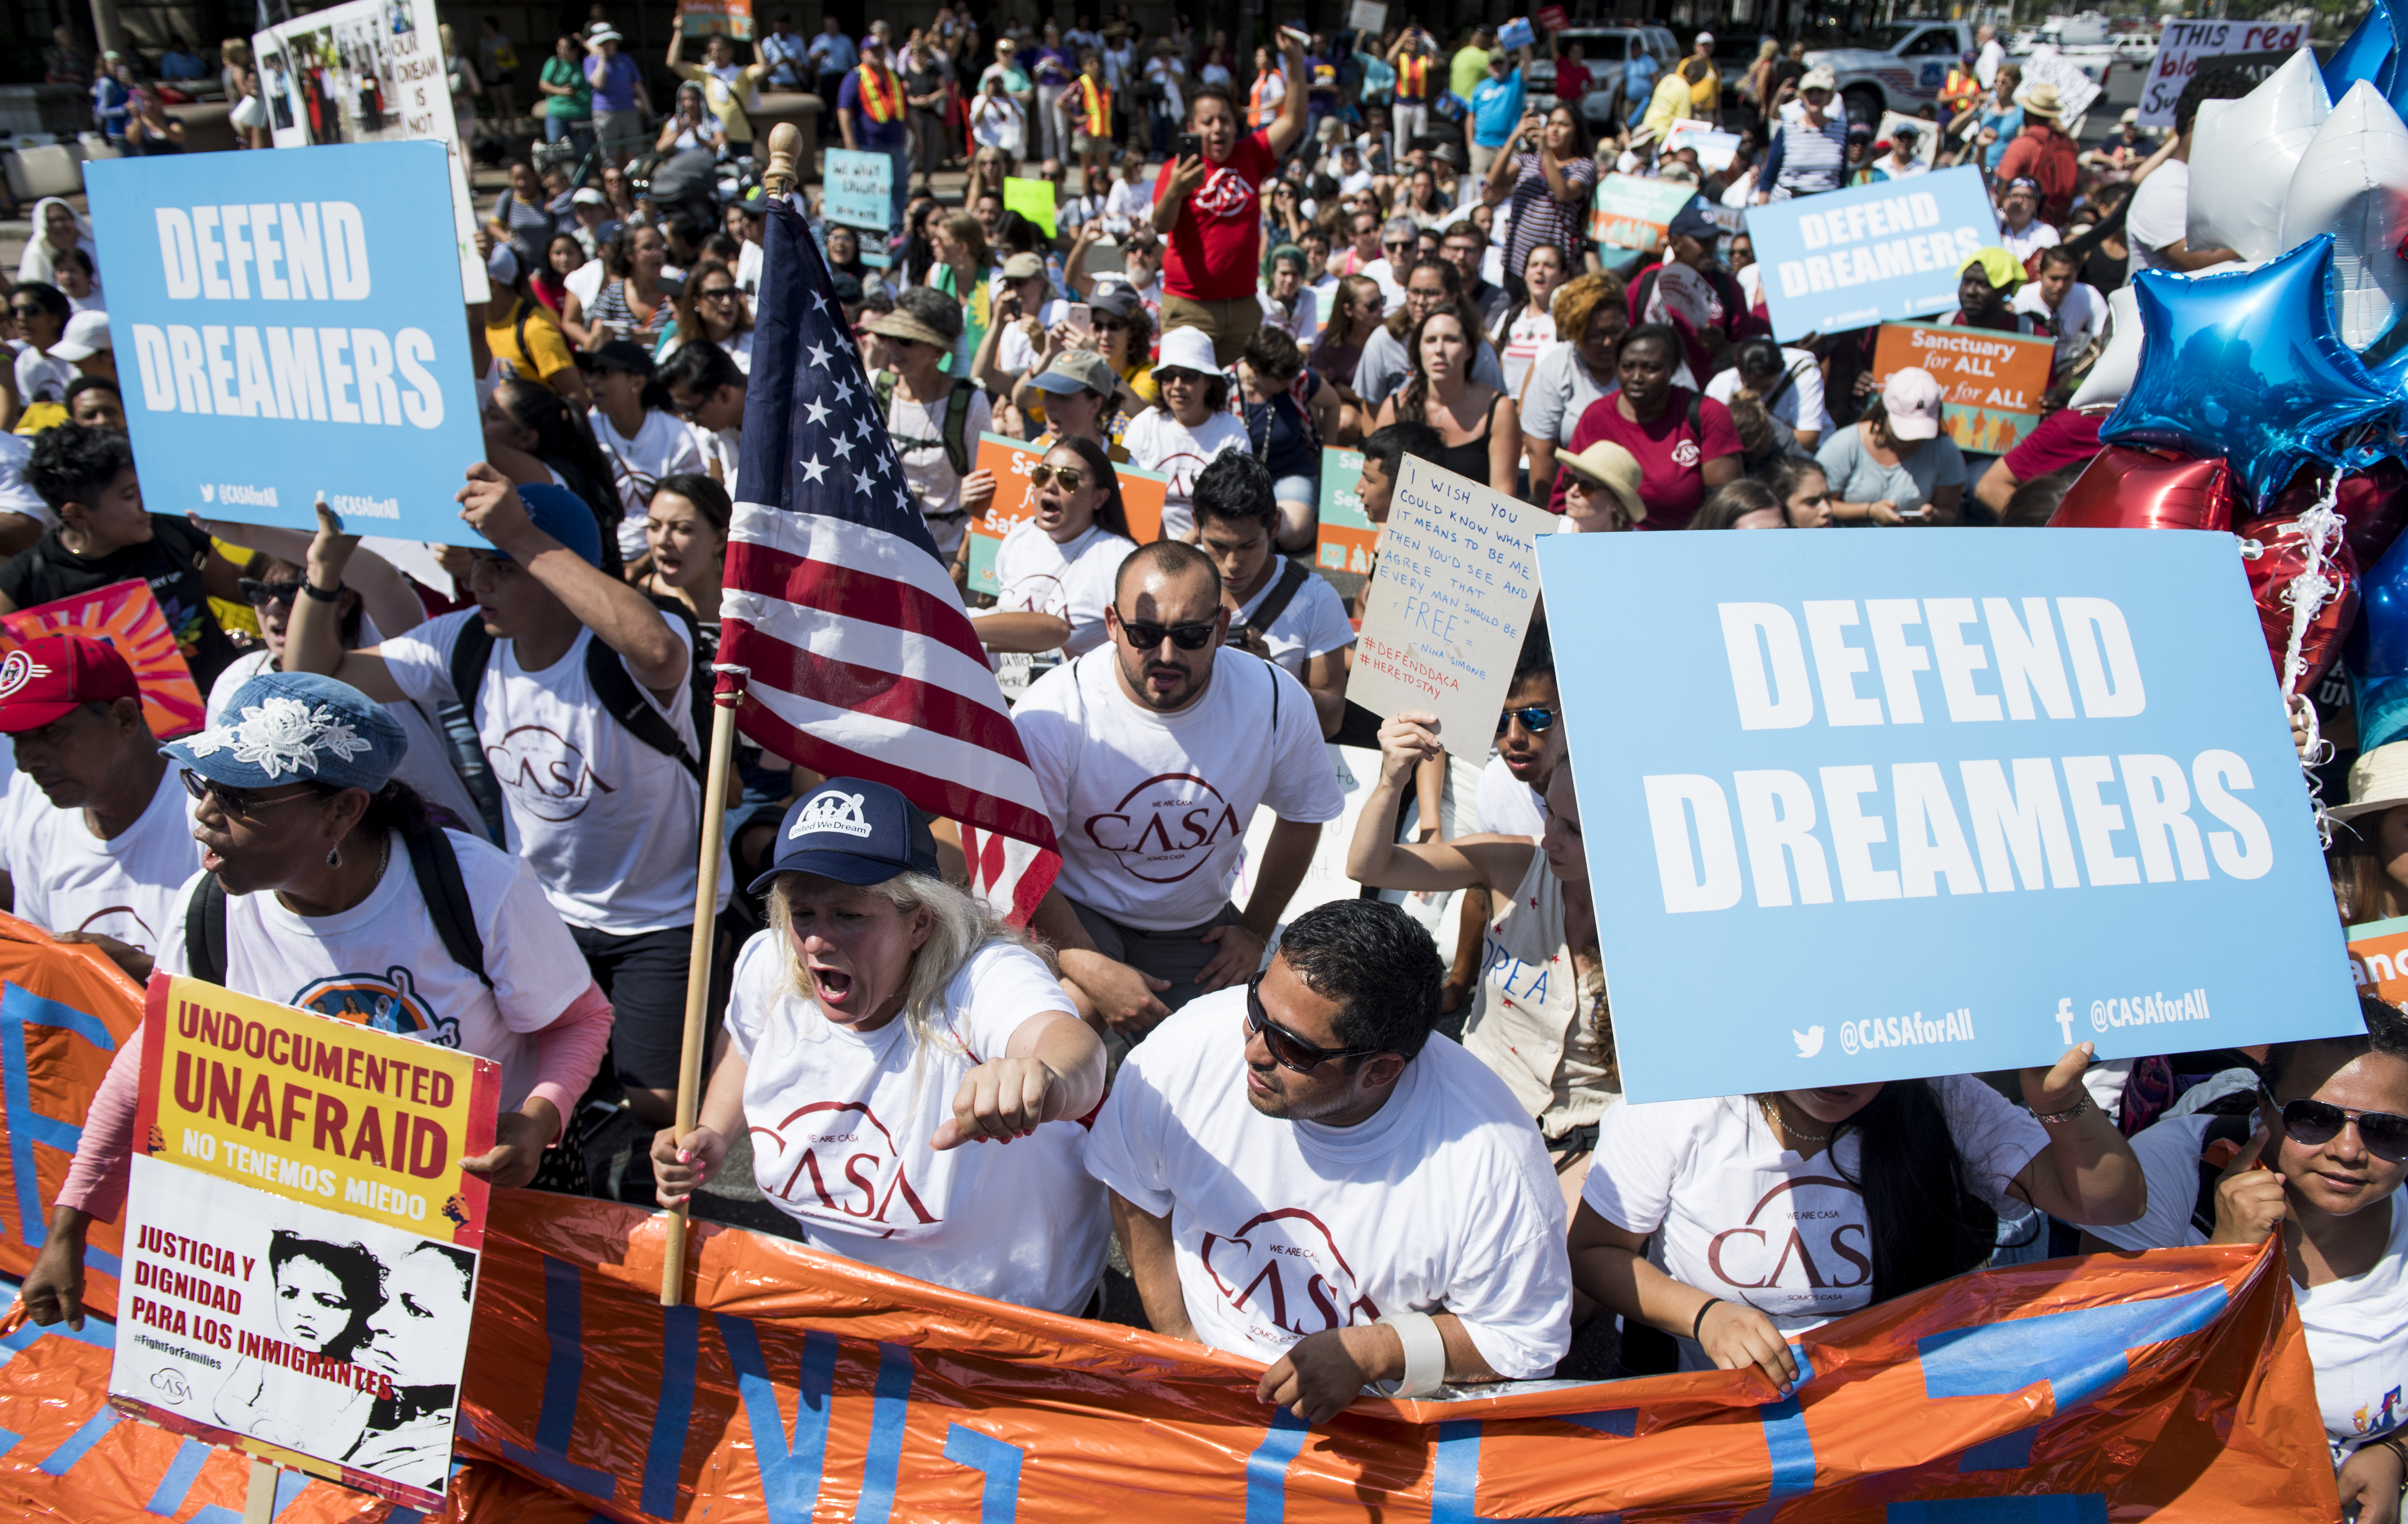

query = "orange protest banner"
[0,913,144,1319]
[446,1190,2332,1522]
[114,975,500,1509]
[1872,321,2058,456]
[963,431,1167,596]
[1,578,206,740]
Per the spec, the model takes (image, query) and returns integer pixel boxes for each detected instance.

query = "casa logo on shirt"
[1671,439,1703,468]
[1707,1176,1870,1299]
[1192,164,1258,221]
[1083,772,1245,882]
[750,1100,938,1235]
[291,966,461,1050]
[74,905,157,950]
[486,724,616,823]
[1201,1207,1379,1342]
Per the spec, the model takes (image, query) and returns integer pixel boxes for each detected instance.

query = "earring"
[327,846,341,869]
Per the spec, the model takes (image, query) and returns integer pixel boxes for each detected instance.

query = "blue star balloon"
[2101,236,2395,507]
[2325,0,2402,105]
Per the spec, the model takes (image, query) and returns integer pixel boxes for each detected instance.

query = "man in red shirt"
[1972,403,2107,517]
[1150,30,1310,365]
[1992,84,2078,225]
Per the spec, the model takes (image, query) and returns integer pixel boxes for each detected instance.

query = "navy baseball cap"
[164,671,407,791]
[753,779,941,889]
[1666,196,1723,242]
[511,482,604,569]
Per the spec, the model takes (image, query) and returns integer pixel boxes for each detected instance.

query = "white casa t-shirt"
[1086,988,1573,1374]
[154,830,588,1109]
[2089,1112,2408,1463]
[1475,754,1545,837]
[1119,407,1249,540]
[1232,566,1355,680]
[589,407,710,558]
[724,933,1107,1313]
[0,763,199,952]
[208,648,484,834]
[992,519,1132,661]
[1585,1076,2049,1348]
[378,609,728,935]
[1013,646,1343,930]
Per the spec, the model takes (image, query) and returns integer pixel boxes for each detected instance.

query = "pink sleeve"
[523,982,614,1145]
[56,1030,143,1222]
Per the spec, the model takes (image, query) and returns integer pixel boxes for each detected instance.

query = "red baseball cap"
[0,634,140,733]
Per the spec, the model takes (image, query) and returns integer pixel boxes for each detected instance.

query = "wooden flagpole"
[659,123,799,1308]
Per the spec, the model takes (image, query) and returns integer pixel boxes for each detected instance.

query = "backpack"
[184,823,490,990]
[873,370,976,478]
[445,615,706,788]
[1242,559,1311,650]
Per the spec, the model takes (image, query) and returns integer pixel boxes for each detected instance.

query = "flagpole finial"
[762,122,803,199]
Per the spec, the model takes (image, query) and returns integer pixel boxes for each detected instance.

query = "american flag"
[718,193,1061,922]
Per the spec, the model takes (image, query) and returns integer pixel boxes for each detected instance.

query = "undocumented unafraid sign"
[1744,165,2001,341]
[109,974,498,1509]
[84,144,487,548]
[1539,529,2355,1103]
[1349,456,1550,750]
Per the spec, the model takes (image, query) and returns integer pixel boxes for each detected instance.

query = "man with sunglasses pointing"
[1087,899,1572,1424]
[1019,541,1340,1038]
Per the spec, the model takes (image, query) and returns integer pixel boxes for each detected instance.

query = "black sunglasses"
[238,577,307,607]
[179,767,318,816]
[1093,318,1128,333]
[1247,977,1381,1073]
[2265,1086,2408,1163]
[1496,705,1557,737]
[1115,610,1215,650]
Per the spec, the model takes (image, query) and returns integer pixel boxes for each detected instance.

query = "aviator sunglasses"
[2264,1086,2408,1163]
[1496,705,1557,737]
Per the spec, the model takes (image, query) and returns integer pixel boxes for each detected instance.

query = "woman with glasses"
[10,282,73,408]
[1122,327,1249,542]
[189,521,485,833]
[652,777,1109,1314]
[660,257,755,373]
[1347,707,1613,1218]
[2082,997,2408,1519]
[968,436,1136,693]
[18,669,615,1334]
[588,224,676,350]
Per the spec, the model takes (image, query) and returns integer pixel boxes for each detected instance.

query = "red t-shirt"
[1553,61,1592,102]
[1156,129,1275,303]
[1556,388,1742,529]
[2003,405,2107,482]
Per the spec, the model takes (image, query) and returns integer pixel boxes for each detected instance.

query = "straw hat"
[2334,741,2408,821]
[2020,83,2065,120]
[1555,442,1646,523]
[865,308,950,350]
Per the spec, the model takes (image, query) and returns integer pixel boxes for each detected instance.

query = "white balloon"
[2187,49,2331,263]
[2069,285,2144,410]
[2280,81,2408,350]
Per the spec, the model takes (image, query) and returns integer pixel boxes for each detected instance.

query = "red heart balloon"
[2239,514,2361,694]
[2048,447,2237,531]
[2268,459,2408,570]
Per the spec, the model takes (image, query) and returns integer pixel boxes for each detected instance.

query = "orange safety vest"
[1077,74,1110,135]
[1249,72,1276,128]
[1398,53,1428,100]
[855,61,902,124]
[1940,66,1980,112]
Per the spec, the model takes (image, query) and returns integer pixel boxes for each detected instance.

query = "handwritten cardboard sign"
[821,148,895,243]
[2139,21,2306,127]
[1348,455,1550,749]
[2018,45,2103,124]
[112,974,499,1509]
[3,578,204,739]
[963,431,1166,597]
[1872,321,2058,455]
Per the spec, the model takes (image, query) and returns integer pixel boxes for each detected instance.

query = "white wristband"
[1375,1311,1447,1399]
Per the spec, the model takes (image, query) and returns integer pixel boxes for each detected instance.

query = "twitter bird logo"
[1793,1025,1825,1058]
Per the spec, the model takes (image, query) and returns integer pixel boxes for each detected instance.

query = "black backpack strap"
[1688,390,1704,440]
[182,874,227,987]
[402,826,492,991]
[941,381,974,478]
[1244,559,1311,645]
[583,633,707,785]
[447,617,496,725]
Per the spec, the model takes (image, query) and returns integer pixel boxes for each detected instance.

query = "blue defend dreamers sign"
[1536,529,2359,1104]
[1743,164,2002,342]
[85,142,485,546]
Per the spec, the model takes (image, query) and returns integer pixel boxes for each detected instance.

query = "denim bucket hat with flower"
[162,671,408,792]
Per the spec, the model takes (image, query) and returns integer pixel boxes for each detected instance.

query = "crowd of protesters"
[0,13,2398,1516]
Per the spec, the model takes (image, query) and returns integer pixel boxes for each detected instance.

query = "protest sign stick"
[660,670,747,1306]
[243,1458,276,1523]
